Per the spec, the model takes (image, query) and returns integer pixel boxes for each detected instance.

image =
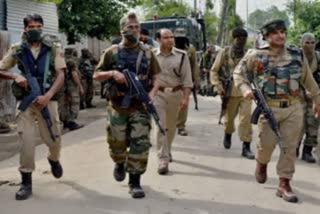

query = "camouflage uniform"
[79,49,96,108]
[199,47,217,96]
[58,48,82,130]
[234,26,320,202]
[96,43,161,175]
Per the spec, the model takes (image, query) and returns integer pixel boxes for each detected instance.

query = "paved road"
[0,96,319,214]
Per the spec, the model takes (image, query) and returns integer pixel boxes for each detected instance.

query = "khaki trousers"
[16,101,61,173]
[257,103,303,179]
[224,96,252,142]
[154,90,183,163]
[176,100,189,129]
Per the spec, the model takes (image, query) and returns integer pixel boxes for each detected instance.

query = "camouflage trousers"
[58,86,80,123]
[106,106,151,175]
[81,78,94,105]
[302,97,319,147]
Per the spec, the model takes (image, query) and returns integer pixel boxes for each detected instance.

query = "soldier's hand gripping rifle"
[246,72,287,153]
[218,78,232,125]
[122,69,166,135]
[15,57,56,142]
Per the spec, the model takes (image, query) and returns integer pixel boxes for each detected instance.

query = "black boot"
[296,141,301,158]
[113,163,126,182]
[66,121,84,131]
[80,102,85,110]
[128,174,145,198]
[16,172,32,200]
[223,133,232,149]
[86,102,96,108]
[48,159,63,178]
[302,145,316,163]
[242,142,255,159]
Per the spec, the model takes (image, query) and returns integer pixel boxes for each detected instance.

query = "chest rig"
[12,42,56,100]
[255,46,303,99]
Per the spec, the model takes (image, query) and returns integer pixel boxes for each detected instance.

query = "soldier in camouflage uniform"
[296,33,320,163]
[211,28,254,159]
[199,45,218,96]
[58,48,84,131]
[79,48,97,109]
[234,19,320,203]
[93,12,161,198]
[0,14,65,200]
[174,28,200,136]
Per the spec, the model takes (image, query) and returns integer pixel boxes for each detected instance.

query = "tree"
[57,0,141,44]
[287,1,320,46]
[140,0,192,19]
[248,6,289,31]
[203,1,218,44]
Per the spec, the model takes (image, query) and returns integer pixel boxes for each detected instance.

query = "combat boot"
[177,128,188,136]
[276,178,298,203]
[67,121,84,131]
[241,142,255,159]
[255,161,267,184]
[223,133,232,149]
[302,145,316,163]
[0,120,11,134]
[86,102,96,108]
[15,172,32,200]
[113,163,126,182]
[48,159,63,178]
[128,174,145,198]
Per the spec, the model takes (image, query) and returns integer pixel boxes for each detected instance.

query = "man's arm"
[210,49,225,94]
[180,52,192,110]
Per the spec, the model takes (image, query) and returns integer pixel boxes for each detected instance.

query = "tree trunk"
[216,0,228,46]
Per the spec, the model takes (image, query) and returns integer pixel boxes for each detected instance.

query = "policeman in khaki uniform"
[233,19,320,203]
[0,14,65,200]
[154,28,193,174]
[200,45,218,96]
[211,28,254,159]
[174,28,200,136]
[296,33,320,163]
[93,12,161,198]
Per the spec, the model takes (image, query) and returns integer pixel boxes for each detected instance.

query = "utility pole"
[194,0,197,13]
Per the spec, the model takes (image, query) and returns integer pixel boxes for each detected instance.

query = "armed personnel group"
[0,11,320,205]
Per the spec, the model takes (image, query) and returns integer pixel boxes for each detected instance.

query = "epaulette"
[138,42,151,51]
[41,34,61,48]
[174,47,187,55]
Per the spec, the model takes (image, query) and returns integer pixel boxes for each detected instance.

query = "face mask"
[26,29,42,43]
[122,29,139,44]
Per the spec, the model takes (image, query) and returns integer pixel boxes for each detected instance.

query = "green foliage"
[141,0,192,19]
[203,10,218,44]
[32,0,62,3]
[287,1,320,46]
[58,0,141,44]
[248,6,289,31]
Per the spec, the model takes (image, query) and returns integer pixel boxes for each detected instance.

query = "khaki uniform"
[154,47,193,163]
[176,45,199,130]
[234,47,320,179]
[211,47,252,142]
[0,43,66,172]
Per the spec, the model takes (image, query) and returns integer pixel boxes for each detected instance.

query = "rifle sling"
[43,50,52,92]
[173,53,185,78]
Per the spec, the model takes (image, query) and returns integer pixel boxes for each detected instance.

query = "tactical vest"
[103,44,152,106]
[12,42,56,100]
[312,51,320,85]
[255,46,303,99]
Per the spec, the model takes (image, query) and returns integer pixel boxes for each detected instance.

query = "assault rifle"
[246,73,287,153]
[15,57,56,142]
[122,69,166,135]
[218,78,232,125]
[192,86,199,110]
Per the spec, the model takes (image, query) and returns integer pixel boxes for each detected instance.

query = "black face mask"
[26,29,42,43]
[124,33,138,44]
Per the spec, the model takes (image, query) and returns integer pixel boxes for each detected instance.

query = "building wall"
[0,0,5,30]
[6,0,59,35]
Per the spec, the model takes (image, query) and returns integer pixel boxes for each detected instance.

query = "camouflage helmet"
[260,19,287,38]
[174,28,187,37]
